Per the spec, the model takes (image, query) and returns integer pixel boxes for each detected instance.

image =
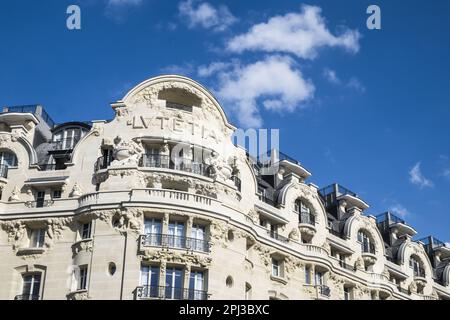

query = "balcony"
[140,154,211,177]
[361,242,377,267]
[268,230,290,244]
[14,294,40,300]
[413,267,426,280]
[139,233,210,253]
[95,155,112,171]
[49,138,81,151]
[135,285,208,300]
[316,285,331,298]
[3,104,55,128]
[25,200,54,208]
[38,163,66,171]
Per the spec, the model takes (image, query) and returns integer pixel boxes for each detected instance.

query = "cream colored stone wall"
[0,75,448,300]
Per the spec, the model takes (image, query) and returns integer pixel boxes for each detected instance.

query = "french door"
[140,265,160,298]
[189,271,205,300]
[191,224,206,252]
[144,219,162,246]
[22,274,41,300]
[168,221,185,248]
[165,268,183,299]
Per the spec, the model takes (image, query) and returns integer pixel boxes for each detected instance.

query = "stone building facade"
[0,75,449,300]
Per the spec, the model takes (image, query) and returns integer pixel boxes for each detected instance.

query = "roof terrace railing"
[2,104,55,128]
[375,212,405,225]
[318,184,357,198]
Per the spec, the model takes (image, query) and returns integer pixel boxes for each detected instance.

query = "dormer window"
[357,230,375,254]
[295,199,315,225]
[0,151,17,178]
[52,125,89,151]
[409,256,425,277]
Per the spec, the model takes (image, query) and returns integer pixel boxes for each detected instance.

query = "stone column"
[162,213,170,235]
[186,216,193,241]
[184,264,191,298]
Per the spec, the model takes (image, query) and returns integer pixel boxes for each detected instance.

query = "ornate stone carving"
[111,208,144,235]
[72,239,93,256]
[1,221,27,250]
[355,257,365,270]
[288,228,300,241]
[110,136,144,167]
[70,183,83,197]
[141,249,212,268]
[67,290,90,300]
[409,281,418,294]
[253,243,272,267]
[9,186,21,202]
[246,209,259,225]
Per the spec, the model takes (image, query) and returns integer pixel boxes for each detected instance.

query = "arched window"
[0,151,17,178]
[357,230,375,254]
[294,199,315,225]
[409,256,425,277]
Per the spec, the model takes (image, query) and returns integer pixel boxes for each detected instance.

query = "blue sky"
[1,0,449,240]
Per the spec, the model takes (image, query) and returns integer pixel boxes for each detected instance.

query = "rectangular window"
[36,191,45,208]
[21,274,41,300]
[165,267,184,299]
[30,229,45,248]
[191,224,206,252]
[81,222,92,239]
[305,266,311,284]
[144,218,162,246]
[344,287,352,300]
[315,271,324,286]
[52,189,62,199]
[78,265,88,290]
[140,265,160,298]
[168,221,185,248]
[189,270,205,300]
[271,258,280,277]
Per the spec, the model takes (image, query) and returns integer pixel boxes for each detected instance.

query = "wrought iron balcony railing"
[0,164,8,179]
[414,267,426,278]
[299,212,316,225]
[362,242,376,255]
[14,294,40,300]
[136,285,208,300]
[95,156,113,171]
[50,138,81,151]
[140,154,211,177]
[38,163,66,171]
[268,231,289,243]
[140,233,210,253]
[317,285,331,297]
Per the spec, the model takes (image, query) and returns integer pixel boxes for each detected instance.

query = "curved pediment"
[121,75,236,131]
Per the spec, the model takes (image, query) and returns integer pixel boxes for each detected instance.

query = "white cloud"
[389,204,410,218]
[323,68,341,84]
[409,162,434,189]
[323,68,365,93]
[347,77,366,93]
[178,0,237,32]
[227,5,360,59]
[211,55,315,127]
[198,61,234,77]
[161,63,195,76]
[443,168,450,180]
